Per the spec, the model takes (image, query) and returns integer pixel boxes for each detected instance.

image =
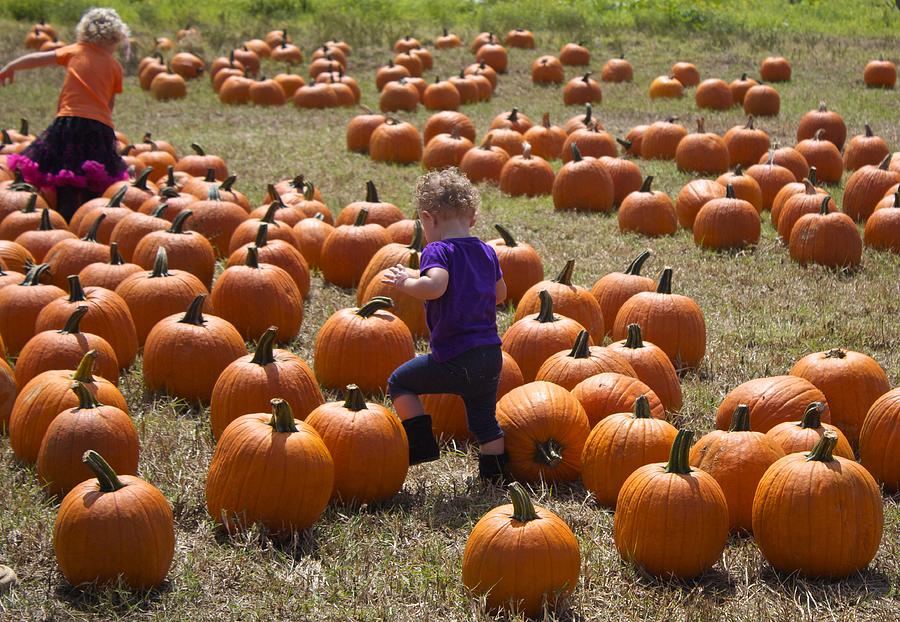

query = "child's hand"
[381,264,410,289]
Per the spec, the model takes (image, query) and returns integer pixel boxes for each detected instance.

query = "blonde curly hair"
[75,8,130,46]
[414,168,481,220]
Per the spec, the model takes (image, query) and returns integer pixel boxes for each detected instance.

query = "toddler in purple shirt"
[384,169,509,484]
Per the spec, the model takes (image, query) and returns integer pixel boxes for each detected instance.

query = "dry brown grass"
[0,21,898,622]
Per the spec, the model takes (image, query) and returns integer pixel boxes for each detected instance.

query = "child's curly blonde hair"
[414,168,480,220]
[76,8,130,46]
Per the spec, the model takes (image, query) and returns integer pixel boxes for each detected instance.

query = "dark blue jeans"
[388,345,504,444]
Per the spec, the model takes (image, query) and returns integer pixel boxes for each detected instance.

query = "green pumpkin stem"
[66,275,87,302]
[303,182,315,201]
[624,250,651,275]
[508,482,539,523]
[60,305,88,334]
[365,180,379,203]
[582,103,592,124]
[356,296,393,318]
[150,247,169,278]
[108,185,127,207]
[806,430,838,462]
[23,193,37,213]
[220,175,237,192]
[72,350,98,383]
[639,176,654,193]
[267,184,284,206]
[342,384,367,411]
[245,246,260,269]
[354,207,370,227]
[656,267,673,294]
[250,327,279,365]
[152,202,170,218]
[21,263,50,286]
[260,201,279,224]
[664,429,694,474]
[178,295,207,326]
[133,167,153,191]
[408,250,420,270]
[877,154,890,170]
[83,213,106,242]
[800,402,825,429]
[728,404,752,432]
[568,330,591,359]
[624,323,644,349]
[407,219,424,251]
[536,290,556,323]
[82,450,126,492]
[494,224,519,247]
[203,168,216,182]
[818,195,832,215]
[554,259,575,286]
[632,395,652,418]
[725,184,736,199]
[570,143,583,162]
[71,380,101,410]
[269,398,299,433]
[168,210,192,233]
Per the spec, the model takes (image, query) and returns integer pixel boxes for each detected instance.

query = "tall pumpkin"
[320,208,390,289]
[841,155,900,222]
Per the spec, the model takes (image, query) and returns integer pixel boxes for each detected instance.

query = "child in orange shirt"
[0,8,130,221]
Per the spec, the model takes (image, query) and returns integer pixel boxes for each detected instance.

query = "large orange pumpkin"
[715,375,831,433]
[590,250,655,337]
[486,224,543,306]
[859,388,900,492]
[535,330,636,391]
[571,372,665,428]
[608,323,682,411]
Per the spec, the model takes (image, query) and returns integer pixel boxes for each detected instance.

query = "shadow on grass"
[757,565,893,603]
[211,521,321,562]
[55,576,173,616]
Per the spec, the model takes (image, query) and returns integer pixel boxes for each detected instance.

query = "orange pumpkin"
[608,323,682,411]
[617,176,678,238]
[535,330,636,391]
[498,143,555,197]
[675,118,730,175]
[797,101,847,150]
[765,401,854,459]
[788,196,862,270]
[571,372,665,427]
[693,184,761,250]
[859,388,900,492]
[320,208,390,289]
[715,375,831,433]
[552,144,614,213]
[486,224,543,306]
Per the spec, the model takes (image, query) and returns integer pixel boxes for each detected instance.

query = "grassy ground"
[0,9,899,622]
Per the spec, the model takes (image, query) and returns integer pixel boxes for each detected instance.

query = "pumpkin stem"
[534,438,563,467]
[269,398,299,433]
[260,201,279,224]
[656,267,673,294]
[168,210,192,234]
[38,208,53,231]
[442,27,448,36]
[508,108,519,123]
[725,184,736,199]
[83,213,106,242]
[220,175,237,192]
[108,243,125,266]
[740,72,748,81]
[354,208,369,226]
[728,404,751,432]
[407,220,424,251]
[250,327,279,365]
[696,118,706,133]
[818,195,832,215]
[356,296,393,318]
[664,429,694,474]
[877,154,890,170]
[60,305,88,334]
[245,246,260,269]
[639,176,653,193]
[745,115,755,129]
[624,249,651,275]
[824,348,846,359]
[165,166,178,189]
[541,112,551,128]
[536,290,556,323]
[21,262,50,286]
[72,350,98,383]
[799,402,825,429]
[71,380,101,410]
[133,167,153,191]
[581,72,591,82]
[407,250,420,270]
[568,330,591,359]
[494,224,518,247]
[817,101,828,112]
[806,430,838,463]
[150,247,169,278]
[813,128,826,141]
[508,482,539,523]
[178,294,207,326]
[152,202,170,219]
[632,395,652,419]
[522,141,533,159]
[808,166,818,186]
[66,275,87,302]
[255,223,269,247]
[203,168,216,182]
[553,259,575,286]
[365,180,379,203]
[22,192,37,213]
[82,450,126,493]
[191,143,206,156]
[342,384,367,411]
[570,143,583,162]
[624,323,644,349]
[582,103,592,124]
[303,182,316,201]
[207,184,221,202]
[864,123,874,138]
[616,137,632,151]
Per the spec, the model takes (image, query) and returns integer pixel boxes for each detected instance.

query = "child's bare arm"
[495,277,507,305]
[0,51,58,85]
[382,265,449,300]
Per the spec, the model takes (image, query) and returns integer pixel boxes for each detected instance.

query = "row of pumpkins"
[0,143,897,612]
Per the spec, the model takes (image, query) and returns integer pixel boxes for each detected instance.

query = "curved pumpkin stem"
[250,327,279,365]
[522,141,533,159]
[178,294,207,326]
[406,220,424,251]
[60,305,88,334]
[202,168,216,183]
[507,107,519,123]
[22,193,38,213]
[267,184,284,207]
[269,398,299,433]
[356,296,393,318]
[494,224,519,247]
[824,348,846,359]
[168,210,192,234]
[541,112,551,128]
[72,380,101,410]
[818,195,832,216]
[536,289,556,323]
[365,180,379,203]
[799,402,825,429]
[260,201,279,224]
[220,175,237,192]
[83,213,106,242]
[152,202,170,219]
[108,242,125,266]
[877,154,890,171]
[568,330,591,359]
[245,246,260,269]
[728,404,751,432]
[582,103,592,124]
[303,182,316,201]
[624,249,651,275]
[190,143,206,156]
[656,267,673,294]
[343,384,367,411]
[21,263,50,286]
[72,350,98,383]
[150,247,170,278]
[255,223,270,247]
[570,142,583,162]
[624,323,644,349]
[107,185,127,207]
[554,259,575,286]
[132,167,153,191]
[66,275,87,303]
[632,395,652,419]
[639,176,654,193]
[664,429,694,474]
[82,450,125,493]
[806,430,838,462]
[508,482,539,523]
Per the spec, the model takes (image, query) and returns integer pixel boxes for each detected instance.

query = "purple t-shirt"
[419,237,502,362]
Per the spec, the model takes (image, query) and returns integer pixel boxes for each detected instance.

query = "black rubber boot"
[478,452,511,486]
[402,414,440,465]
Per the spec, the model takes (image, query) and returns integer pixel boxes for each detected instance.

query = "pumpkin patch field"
[0,1,898,620]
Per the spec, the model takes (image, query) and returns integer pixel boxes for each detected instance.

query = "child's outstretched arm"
[0,51,58,85]
[495,277,507,306]
[383,265,449,300]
